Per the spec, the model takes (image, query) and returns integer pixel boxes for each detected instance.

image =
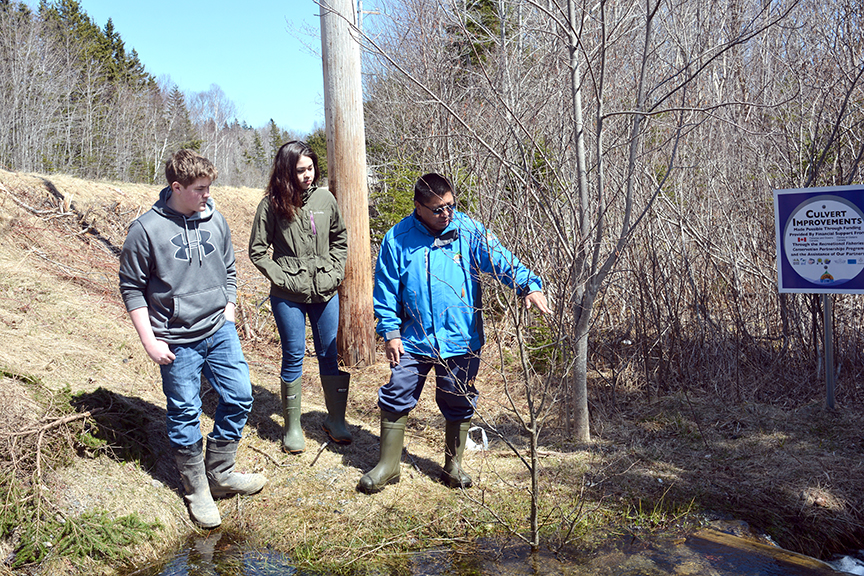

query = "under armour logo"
[171,230,216,260]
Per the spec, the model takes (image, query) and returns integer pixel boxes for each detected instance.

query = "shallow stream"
[124,522,860,576]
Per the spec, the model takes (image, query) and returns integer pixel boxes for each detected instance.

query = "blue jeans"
[378,351,480,421]
[271,294,340,382]
[160,322,253,449]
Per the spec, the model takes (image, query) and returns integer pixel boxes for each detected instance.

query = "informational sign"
[774,185,864,293]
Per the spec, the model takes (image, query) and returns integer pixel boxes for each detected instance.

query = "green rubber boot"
[172,439,221,529]
[280,377,305,454]
[440,419,473,488]
[205,437,267,498]
[357,410,407,494]
[321,372,352,444]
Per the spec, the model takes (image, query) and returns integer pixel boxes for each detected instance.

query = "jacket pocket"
[313,257,341,296]
[275,255,311,298]
[169,285,228,329]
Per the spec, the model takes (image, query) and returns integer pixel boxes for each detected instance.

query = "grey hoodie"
[119,186,237,344]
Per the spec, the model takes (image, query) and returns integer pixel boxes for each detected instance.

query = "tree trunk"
[567,0,592,443]
[571,287,594,442]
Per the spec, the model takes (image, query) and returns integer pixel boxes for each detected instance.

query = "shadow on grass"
[198,378,445,487]
[70,387,178,491]
[69,380,442,492]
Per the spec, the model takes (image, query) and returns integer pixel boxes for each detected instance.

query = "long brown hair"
[265,141,320,221]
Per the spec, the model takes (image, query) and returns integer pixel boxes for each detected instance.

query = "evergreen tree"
[306,127,328,181]
[0,0,29,13]
[40,0,105,68]
[267,119,285,157]
[167,85,199,149]
[102,18,122,82]
[243,131,268,177]
[126,49,153,88]
[448,0,504,67]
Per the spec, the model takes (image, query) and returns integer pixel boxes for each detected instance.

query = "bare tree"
[357,0,829,546]
[0,5,71,172]
[189,84,239,172]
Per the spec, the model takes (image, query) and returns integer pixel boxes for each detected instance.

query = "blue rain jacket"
[374,210,543,359]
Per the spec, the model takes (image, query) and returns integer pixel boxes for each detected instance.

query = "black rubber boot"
[357,410,407,494]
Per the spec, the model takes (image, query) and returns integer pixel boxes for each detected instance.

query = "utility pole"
[357,0,379,42]
[320,0,376,367]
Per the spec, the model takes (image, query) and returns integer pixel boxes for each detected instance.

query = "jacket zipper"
[425,247,439,351]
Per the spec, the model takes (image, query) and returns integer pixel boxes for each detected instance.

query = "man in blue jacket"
[358,173,550,494]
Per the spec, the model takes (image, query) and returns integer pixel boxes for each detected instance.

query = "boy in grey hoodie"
[119,149,266,528]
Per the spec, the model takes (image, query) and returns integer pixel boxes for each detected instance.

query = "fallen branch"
[3,410,101,482]
[0,182,61,216]
[247,444,294,468]
[6,409,101,439]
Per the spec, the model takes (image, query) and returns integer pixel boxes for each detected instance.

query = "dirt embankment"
[1,170,863,575]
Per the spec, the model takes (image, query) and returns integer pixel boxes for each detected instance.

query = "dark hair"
[265,141,320,221]
[414,173,453,204]
[165,149,217,187]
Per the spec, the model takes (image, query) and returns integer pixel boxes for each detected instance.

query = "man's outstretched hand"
[525,291,551,314]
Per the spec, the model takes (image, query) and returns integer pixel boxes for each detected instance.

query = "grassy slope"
[0,169,862,575]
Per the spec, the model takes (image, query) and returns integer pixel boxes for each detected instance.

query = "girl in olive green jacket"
[248,141,351,454]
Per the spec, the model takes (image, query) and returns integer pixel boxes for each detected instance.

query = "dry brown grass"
[1,169,863,575]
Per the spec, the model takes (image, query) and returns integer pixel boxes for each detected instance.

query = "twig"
[309,441,330,467]
[29,247,84,277]
[489,449,565,458]
[682,388,712,451]
[247,444,293,468]
[44,211,77,220]
[406,452,422,472]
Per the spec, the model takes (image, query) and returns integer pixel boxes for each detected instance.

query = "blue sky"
[42,1,329,135]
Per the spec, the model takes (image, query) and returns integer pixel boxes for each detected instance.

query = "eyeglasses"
[421,202,455,216]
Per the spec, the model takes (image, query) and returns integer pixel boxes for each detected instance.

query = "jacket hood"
[152,185,215,221]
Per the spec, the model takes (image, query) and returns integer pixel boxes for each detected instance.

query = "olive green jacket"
[248,186,347,304]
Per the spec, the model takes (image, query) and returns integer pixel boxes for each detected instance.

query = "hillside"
[1,169,864,575]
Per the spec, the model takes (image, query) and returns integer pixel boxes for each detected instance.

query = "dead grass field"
[1,169,863,575]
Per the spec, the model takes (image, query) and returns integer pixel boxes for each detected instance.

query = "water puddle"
[126,525,849,575]
[411,529,842,576]
[125,532,301,576]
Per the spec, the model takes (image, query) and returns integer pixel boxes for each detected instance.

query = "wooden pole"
[320,0,376,367]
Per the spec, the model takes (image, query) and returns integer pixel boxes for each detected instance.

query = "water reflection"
[127,531,301,576]
[128,525,843,576]
[413,531,841,576]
